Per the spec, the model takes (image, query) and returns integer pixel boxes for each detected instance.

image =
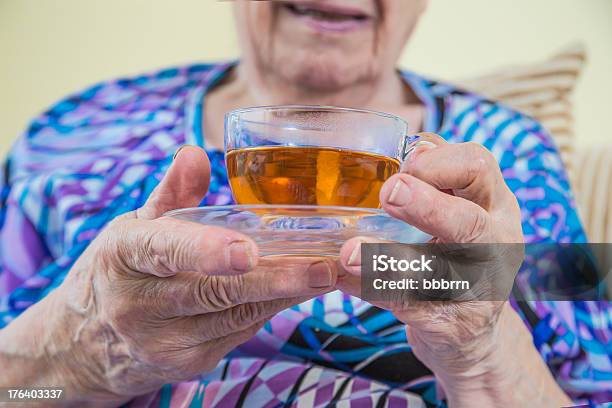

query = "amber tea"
[226,146,400,208]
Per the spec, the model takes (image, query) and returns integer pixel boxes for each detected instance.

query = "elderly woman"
[0,1,609,407]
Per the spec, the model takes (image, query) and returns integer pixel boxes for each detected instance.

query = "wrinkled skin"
[233,0,427,93]
[338,134,571,406]
[0,0,575,403]
[0,146,339,406]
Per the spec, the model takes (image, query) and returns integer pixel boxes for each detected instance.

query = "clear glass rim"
[225,104,408,128]
[164,204,388,218]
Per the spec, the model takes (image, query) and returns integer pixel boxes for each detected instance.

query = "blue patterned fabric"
[0,62,610,407]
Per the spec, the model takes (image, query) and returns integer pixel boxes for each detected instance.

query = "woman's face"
[233,0,427,91]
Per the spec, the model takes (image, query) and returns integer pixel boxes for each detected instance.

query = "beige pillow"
[456,43,586,174]
[573,146,612,243]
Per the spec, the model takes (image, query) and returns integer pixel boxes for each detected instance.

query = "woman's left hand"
[337,133,571,407]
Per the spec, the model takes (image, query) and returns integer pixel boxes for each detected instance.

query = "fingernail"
[307,261,333,288]
[387,179,410,206]
[347,241,363,267]
[173,144,193,160]
[228,241,256,271]
[405,141,436,163]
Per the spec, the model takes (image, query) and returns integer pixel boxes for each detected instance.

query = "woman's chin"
[277,56,375,93]
[295,70,351,92]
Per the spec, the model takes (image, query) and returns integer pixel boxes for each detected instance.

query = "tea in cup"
[225,106,408,208]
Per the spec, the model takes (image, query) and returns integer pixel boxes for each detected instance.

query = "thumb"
[339,237,368,277]
[137,145,211,220]
[339,236,388,276]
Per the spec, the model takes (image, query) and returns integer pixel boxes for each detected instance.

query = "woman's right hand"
[0,146,339,407]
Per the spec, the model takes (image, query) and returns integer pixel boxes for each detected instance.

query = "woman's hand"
[337,133,571,407]
[0,146,338,407]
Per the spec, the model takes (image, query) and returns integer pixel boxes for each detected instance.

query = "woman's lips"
[281,1,374,33]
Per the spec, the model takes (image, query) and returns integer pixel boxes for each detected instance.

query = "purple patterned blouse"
[0,62,610,407]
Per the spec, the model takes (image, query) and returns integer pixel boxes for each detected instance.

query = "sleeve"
[0,65,204,328]
[0,149,53,328]
[499,114,612,405]
[0,85,125,327]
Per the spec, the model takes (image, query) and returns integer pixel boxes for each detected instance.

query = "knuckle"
[176,224,236,273]
[101,219,145,269]
[193,274,214,308]
[465,157,486,183]
[208,304,263,339]
[228,274,247,302]
[141,230,160,261]
[96,221,124,256]
[462,145,500,206]
[133,228,169,275]
[111,217,201,276]
[93,222,134,274]
[134,225,181,276]
[198,275,244,309]
[465,143,496,173]
[464,141,488,157]
[465,156,486,179]
[232,302,264,325]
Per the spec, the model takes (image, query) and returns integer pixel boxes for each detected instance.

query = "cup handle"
[399,134,422,162]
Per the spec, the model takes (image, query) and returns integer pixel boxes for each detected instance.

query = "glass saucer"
[164,205,431,257]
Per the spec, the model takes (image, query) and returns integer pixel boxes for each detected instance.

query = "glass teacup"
[224,105,409,208]
[165,106,429,257]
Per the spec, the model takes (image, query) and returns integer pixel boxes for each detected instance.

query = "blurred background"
[1,0,611,157]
